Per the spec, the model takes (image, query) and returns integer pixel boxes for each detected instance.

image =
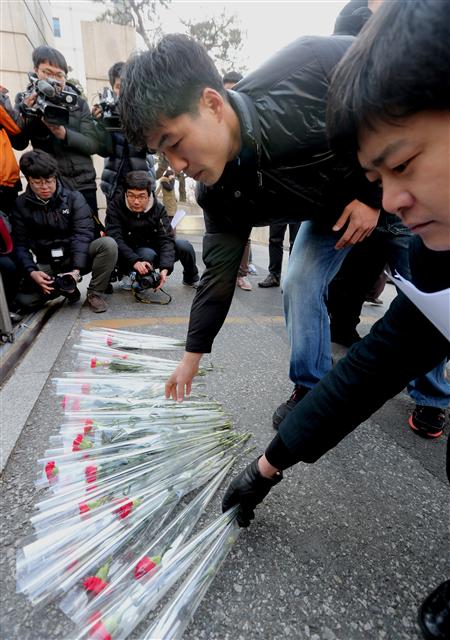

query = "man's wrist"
[257,455,282,479]
[183,351,203,366]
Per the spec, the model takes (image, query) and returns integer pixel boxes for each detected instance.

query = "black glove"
[222,457,283,527]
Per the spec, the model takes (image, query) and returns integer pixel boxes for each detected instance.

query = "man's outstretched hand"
[165,351,202,401]
[222,457,283,527]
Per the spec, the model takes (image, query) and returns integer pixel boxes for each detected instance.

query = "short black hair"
[327,0,450,151]
[119,34,225,148]
[32,46,68,75]
[222,71,243,86]
[108,62,125,88]
[124,171,154,194]
[20,150,59,179]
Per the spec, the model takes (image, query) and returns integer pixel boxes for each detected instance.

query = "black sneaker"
[330,326,361,348]
[183,278,199,289]
[409,405,446,439]
[417,580,450,640]
[258,274,280,288]
[272,385,310,430]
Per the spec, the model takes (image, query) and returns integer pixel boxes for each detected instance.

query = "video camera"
[97,87,121,131]
[133,269,161,291]
[20,72,78,125]
[52,273,78,295]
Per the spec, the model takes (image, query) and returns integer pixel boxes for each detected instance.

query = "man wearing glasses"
[12,150,117,313]
[106,171,199,291]
[11,46,105,216]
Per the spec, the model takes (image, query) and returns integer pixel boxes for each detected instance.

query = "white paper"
[171,209,186,229]
[389,271,450,341]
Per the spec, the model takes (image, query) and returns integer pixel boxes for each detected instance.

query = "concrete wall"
[81,21,137,103]
[0,0,54,98]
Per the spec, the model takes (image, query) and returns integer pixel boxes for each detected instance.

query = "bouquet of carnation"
[16,329,247,639]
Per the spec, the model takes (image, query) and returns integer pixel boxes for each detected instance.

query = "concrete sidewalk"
[1,234,447,640]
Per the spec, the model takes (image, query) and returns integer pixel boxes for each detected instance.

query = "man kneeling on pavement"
[12,149,118,313]
[106,171,199,292]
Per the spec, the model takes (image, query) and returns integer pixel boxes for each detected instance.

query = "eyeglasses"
[29,177,56,187]
[39,67,66,81]
[126,192,149,202]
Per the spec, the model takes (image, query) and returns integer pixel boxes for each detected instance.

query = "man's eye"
[171,140,181,149]
[392,158,412,174]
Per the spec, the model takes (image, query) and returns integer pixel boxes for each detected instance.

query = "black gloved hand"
[222,457,283,527]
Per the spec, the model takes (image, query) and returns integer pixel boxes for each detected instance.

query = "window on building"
[53,17,61,38]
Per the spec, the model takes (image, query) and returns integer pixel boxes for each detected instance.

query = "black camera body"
[135,270,161,290]
[21,73,78,126]
[52,273,77,294]
[98,87,121,131]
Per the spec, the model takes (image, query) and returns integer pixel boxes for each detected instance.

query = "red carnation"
[84,419,94,434]
[106,336,113,347]
[79,502,90,514]
[45,461,58,483]
[81,383,90,394]
[87,610,118,639]
[72,433,93,452]
[85,465,97,484]
[115,499,133,519]
[83,575,108,595]
[90,358,97,368]
[88,619,111,640]
[134,555,160,579]
[113,497,141,520]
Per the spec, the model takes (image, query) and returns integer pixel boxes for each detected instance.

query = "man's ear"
[200,88,225,120]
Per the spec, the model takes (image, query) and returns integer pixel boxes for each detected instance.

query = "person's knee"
[94,236,118,256]
[175,238,194,254]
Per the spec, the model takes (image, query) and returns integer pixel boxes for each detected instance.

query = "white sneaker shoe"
[120,275,132,290]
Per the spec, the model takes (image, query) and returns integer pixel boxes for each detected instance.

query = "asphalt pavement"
[1,234,448,640]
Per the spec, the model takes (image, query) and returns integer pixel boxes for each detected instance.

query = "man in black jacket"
[11,46,105,215]
[119,33,381,400]
[106,171,199,290]
[93,62,156,203]
[222,1,449,637]
[13,150,117,313]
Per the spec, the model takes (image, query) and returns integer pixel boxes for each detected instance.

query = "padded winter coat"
[12,182,94,272]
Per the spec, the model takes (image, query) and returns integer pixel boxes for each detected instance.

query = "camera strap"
[131,287,172,305]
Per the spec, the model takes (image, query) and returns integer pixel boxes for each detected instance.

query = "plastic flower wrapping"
[16,328,246,639]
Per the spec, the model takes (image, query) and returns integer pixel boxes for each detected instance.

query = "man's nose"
[164,151,187,173]
[382,182,414,216]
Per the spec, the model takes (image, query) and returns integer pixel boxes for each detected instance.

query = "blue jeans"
[283,219,450,407]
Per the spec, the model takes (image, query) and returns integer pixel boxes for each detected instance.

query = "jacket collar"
[227,90,261,171]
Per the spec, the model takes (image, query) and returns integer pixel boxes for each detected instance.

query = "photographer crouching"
[106,171,199,295]
[12,150,117,313]
[10,46,106,215]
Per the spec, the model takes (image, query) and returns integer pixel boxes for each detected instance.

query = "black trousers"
[267,223,301,276]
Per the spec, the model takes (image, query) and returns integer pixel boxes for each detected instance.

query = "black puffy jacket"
[187,35,381,353]
[11,85,104,193]
[105,190,175,273]
[99,130,156,201]
[12,182,94,272]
